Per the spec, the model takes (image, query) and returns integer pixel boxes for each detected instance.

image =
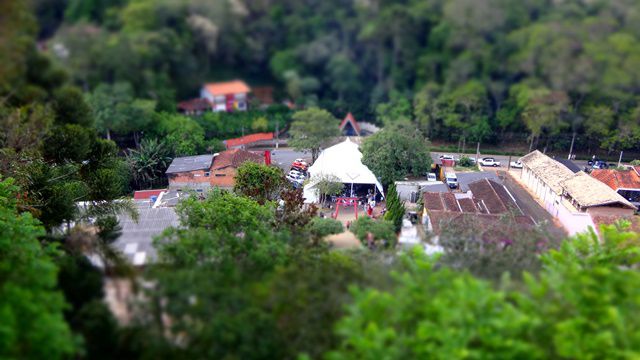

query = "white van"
[445,172,458,189]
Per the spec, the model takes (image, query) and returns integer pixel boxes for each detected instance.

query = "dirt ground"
[325,231,362,248]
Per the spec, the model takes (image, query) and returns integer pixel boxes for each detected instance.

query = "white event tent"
[303,138,384,203]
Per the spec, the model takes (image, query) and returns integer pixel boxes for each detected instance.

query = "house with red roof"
[591,168,640,207]
[165,149,264,191]
[200,80,251,112]
[422,179,534,241]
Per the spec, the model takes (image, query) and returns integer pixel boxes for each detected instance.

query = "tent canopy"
[303,138,384,203]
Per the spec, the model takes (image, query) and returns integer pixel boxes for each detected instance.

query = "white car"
[445,172,458,189]
[479,157,501,167]
[286,170,306,183]
[510,160,523,169]
[427,173,438,182]
[439,154,458,161]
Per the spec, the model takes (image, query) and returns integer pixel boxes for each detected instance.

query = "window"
[215,174,226,177]
[204,172,210,177]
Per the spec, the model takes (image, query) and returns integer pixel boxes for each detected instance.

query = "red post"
[264,150,271,166]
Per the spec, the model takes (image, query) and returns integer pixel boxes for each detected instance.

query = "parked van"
[445,172,458,189]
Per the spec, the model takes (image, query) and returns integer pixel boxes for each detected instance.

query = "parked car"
[591,160,609,169]
[510,160,523,169]
[427,173,438,182]
[286,170,306,183]
[445,172,458,189]
[479,157,501,167]
[439,154,458,161]
[291,158,309,171]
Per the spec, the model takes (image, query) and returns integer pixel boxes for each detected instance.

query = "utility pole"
[618,150,624,168]
[475,142,480,164]
[275,121,279,149]
[568,132,576,160]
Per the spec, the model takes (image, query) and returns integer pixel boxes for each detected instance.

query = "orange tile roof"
[339,112,361,134]
[212,149,264,170]
[224,132,274,148]
[203,80,251,96]
[591,169,640,190]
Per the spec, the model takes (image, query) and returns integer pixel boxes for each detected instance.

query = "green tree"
[52,85,93,127]
[309,217,344,240]
[175,189,274,233]
[126,138,172,190]
[154,112,207,156]
[234,162,285,205]
[87,82,154,142]
[251,116,269,132]
[0,177,76,358]
[375,90,412,127]
[43,124,93,163]
[289,108,340,162]
[329,251,537,359]
[361,125,432,186]
[309,173,344,205]
[384,183,405,231]
[350,216,397,249]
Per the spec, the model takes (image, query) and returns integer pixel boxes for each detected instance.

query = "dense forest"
[4,0,640,359]
[14,0,640,155]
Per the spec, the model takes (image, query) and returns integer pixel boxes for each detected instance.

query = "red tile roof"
[204,80,251,96]
[458,198,478,212]
[212,149,264,170]
[224,132,274,149]
[423,192,445,211]
[339,112,361,134]
[428,211,535,236]
[591,169,640,191]
[134,189,166,200]
[177,98,211,112]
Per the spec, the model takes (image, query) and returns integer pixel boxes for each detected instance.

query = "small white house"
[200,80,251,112]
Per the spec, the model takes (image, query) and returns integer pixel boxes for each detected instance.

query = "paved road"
[267,147,592,175]
[269,148,309,171]
[430,151,589,171]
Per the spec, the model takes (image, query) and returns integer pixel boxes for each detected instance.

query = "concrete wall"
[396,183,420,202]
[586,206,635,217]
[168,167,238,190]
[168,169,211,190]
[556,201,596,236]
[522,166,561,217]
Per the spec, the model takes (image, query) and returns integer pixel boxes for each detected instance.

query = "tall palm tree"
[126,138,172,190]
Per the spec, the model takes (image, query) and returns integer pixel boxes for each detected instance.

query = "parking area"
[498,170,567,239]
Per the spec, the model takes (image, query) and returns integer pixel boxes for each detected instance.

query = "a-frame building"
[339,112,361,136]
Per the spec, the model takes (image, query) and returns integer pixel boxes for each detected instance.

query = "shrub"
[309,217,343,239]
[458,156,475,167]
[350,216,397,248]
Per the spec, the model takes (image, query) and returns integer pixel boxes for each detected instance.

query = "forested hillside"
[16,0,640,154]
[4,1,640,359]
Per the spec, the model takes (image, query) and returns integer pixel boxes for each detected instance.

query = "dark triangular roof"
[339,112,361,136]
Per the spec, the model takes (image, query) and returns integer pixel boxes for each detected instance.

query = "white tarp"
[303,138,384,203]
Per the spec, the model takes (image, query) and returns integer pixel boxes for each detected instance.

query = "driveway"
[498,171,566,239]
[456,172,501,192]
